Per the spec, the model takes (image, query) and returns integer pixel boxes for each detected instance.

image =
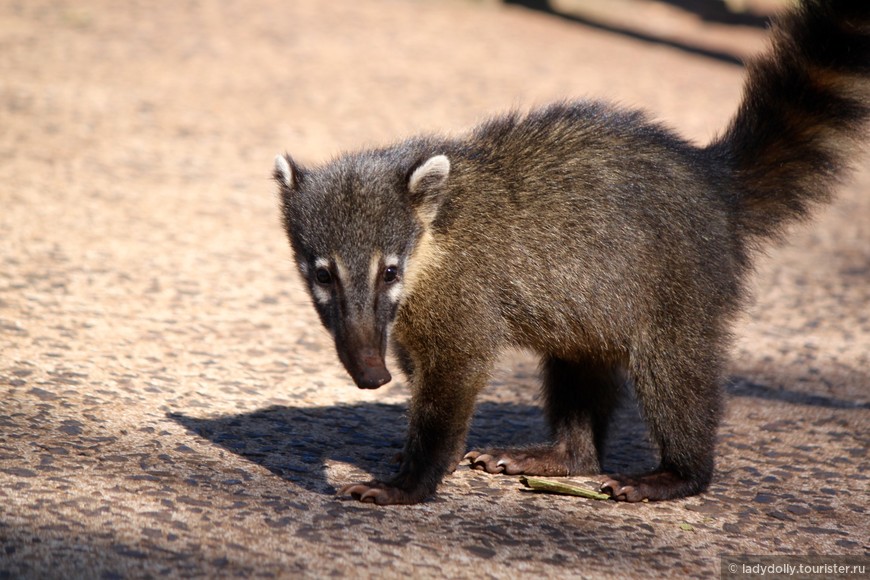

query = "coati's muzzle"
[334,322,391,389]
[343,347,391,389]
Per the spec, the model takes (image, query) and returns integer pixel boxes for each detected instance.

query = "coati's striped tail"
[710,0,870,240]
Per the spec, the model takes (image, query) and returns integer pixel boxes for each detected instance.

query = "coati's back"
[406,102,743,357]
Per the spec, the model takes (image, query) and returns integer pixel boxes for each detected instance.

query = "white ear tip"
[274,154,293,188]
[274,154,290,173]
[426,155,450,173]
[409,154,450,193]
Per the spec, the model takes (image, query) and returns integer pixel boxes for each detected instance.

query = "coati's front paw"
[338,481,427,505]
[600,470,703,502]
[464,445,596,476]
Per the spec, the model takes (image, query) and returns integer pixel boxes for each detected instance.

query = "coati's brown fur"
[274,0,869,505]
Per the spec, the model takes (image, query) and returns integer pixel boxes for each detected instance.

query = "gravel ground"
[1,0,867,577]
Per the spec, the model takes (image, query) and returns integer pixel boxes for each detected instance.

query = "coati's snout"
[338,344,392,390]
[333,317,392,389]
[313,278,397,389]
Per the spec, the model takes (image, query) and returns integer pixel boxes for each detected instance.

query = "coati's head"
[274,149,450,389]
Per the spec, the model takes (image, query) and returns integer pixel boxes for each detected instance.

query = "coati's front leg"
[340,356,491,505]
[467,357,620,476]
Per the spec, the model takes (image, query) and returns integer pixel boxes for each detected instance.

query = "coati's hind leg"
[466,356,620,476]
[601,342,722,502]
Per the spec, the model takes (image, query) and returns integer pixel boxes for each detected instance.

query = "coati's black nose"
[354,365,392,389]
[338,335,392,389]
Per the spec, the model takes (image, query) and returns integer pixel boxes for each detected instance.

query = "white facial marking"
[314,257,329,270]
[408,155,450,194]
[368,252,383,292]
[333,256,349,287]
[298,261,309,276]
[387,281,404,303]
[274,154,293,188]
[312,285,330,305]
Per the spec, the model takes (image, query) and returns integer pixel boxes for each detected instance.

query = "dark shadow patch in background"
[636,0,771,27]
[504,0,774,66]
[727,376,870,409]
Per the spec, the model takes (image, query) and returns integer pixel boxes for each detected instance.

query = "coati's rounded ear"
[408,155,450,195]
[406,155,450,226]
[274,153,300,191]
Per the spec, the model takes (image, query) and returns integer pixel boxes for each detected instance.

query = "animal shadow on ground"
[169,383,661,496]
[170,373,867,496]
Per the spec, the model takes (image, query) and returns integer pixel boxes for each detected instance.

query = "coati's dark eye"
[383,265,399,284]
[314,267,332,285]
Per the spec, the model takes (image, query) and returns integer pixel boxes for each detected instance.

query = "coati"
[273,0,869,505]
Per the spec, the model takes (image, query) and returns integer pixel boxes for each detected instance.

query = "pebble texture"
[1,0,868,577]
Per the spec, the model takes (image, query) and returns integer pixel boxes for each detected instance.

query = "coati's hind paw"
[464,445,597,477]
[600,470,705,502]
[338,481,425,505]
